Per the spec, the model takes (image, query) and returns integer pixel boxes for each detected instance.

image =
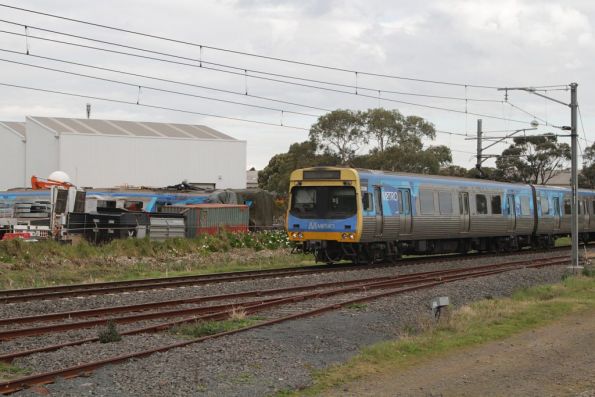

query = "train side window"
[541,196,549,215]
[520,196,531,215]
[579,201,584,215]
[438,191,453,214]
[476,194,488,215]
[491,195,502,214]
[362,192,373,211]
[420,190,435,215]
[564,199,571,215]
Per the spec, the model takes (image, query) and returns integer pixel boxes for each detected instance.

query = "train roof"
[354,168,525,187]
[296,167,595,194]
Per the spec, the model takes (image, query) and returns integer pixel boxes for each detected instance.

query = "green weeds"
[171,317,261,339]
[0,362,30,382]
[288,275,595,396]
[98,320,122,343]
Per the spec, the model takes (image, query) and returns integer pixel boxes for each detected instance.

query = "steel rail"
[0,254,569,333]
[0,247,573,304]
[0,256,568,362]
[0,256,568,394]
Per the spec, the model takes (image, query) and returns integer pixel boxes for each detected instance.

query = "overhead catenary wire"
[0,82,309,131]
[0,47,333,113]
[578,104,591,148]
[0,57,322,118]
[0,20,504,103]
[0,3,570,90]
[0,30,537,126]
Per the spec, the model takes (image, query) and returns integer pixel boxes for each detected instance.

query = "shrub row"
[0,230,291,262]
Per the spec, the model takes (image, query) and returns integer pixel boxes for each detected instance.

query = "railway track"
[0,246,574,304]
[0,254,570,394]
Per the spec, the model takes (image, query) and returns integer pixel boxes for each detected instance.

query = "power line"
[0,57,322,118]
[0,19,504,103]
[0,30,536,125]
[0,3,568,90]
[578,104,591,148]
[0,47,333,113]
[507,102,550,125]
[0,81,309,130]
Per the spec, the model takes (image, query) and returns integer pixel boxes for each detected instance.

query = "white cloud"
[0,0,593,170]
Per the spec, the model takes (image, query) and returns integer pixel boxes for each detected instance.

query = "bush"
[98,320,122,343]
[0,229,291,263]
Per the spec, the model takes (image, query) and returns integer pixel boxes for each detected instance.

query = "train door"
[398,188,412,235]
[374,186,384,237]
[553,197,561,231]
[507,194,517,232]
[590,200,595,229]
[582,199,590,231]
[458,192,470,233]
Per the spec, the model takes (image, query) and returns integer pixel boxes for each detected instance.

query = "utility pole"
[570,82,579,269]
[476,119,483,174]
[496,83,581,270]
[467,120,536,177]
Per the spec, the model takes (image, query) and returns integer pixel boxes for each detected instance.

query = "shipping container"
[160,204,249,237]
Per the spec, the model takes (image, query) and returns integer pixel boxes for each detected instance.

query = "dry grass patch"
[285,274,595,396]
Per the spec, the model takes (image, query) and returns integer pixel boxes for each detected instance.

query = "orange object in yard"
[31,176,74,190]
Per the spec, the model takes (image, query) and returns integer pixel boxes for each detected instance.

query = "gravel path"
[9,258,572,397]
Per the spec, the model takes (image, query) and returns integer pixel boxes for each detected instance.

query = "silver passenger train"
[286,167,594,263]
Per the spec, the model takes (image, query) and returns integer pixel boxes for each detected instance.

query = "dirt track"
[324,309,595,397]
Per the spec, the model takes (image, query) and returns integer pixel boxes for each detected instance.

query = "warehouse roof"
[27,116,237,140]
[0,121,26,138]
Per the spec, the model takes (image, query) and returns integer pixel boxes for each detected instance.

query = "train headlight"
[349,233,355,240]
[298,232,303,239]
[291,232,298,238]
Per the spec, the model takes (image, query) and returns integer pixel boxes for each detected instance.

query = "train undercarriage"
[298,234,588,264]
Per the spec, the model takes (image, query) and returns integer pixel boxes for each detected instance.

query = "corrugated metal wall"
[58,134,246,188]
[25,118,59,185]
[23,118,246,189]
[0,124,26,190]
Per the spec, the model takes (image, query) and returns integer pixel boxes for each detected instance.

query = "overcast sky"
[0,0,593,170]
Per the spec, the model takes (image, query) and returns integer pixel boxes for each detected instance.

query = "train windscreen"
[290,186,356,219]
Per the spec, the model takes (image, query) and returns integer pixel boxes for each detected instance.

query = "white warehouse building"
[0,121,26,190]
[0,116,247,190]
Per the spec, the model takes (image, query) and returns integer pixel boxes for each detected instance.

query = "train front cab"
[286,168,363,262]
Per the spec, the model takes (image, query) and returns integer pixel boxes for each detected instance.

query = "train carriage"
[287,167,595,263]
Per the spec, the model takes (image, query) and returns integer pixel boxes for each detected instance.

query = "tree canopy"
[309,109,365,165]
[259,108,452,194]
[257,141,339,194]
[495,134,570,185]
[580,142,595,188]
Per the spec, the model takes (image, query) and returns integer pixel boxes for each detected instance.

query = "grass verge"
[284,273,595,396]
[171,316,262,339]
[0,362,30,382]
[0,249,314,290]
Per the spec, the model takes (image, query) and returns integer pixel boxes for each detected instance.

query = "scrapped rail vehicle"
[286,167,595,263]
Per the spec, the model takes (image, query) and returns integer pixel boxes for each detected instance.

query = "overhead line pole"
[476,119,483,175]
[570,83,579,270]
[497,83,580,269]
